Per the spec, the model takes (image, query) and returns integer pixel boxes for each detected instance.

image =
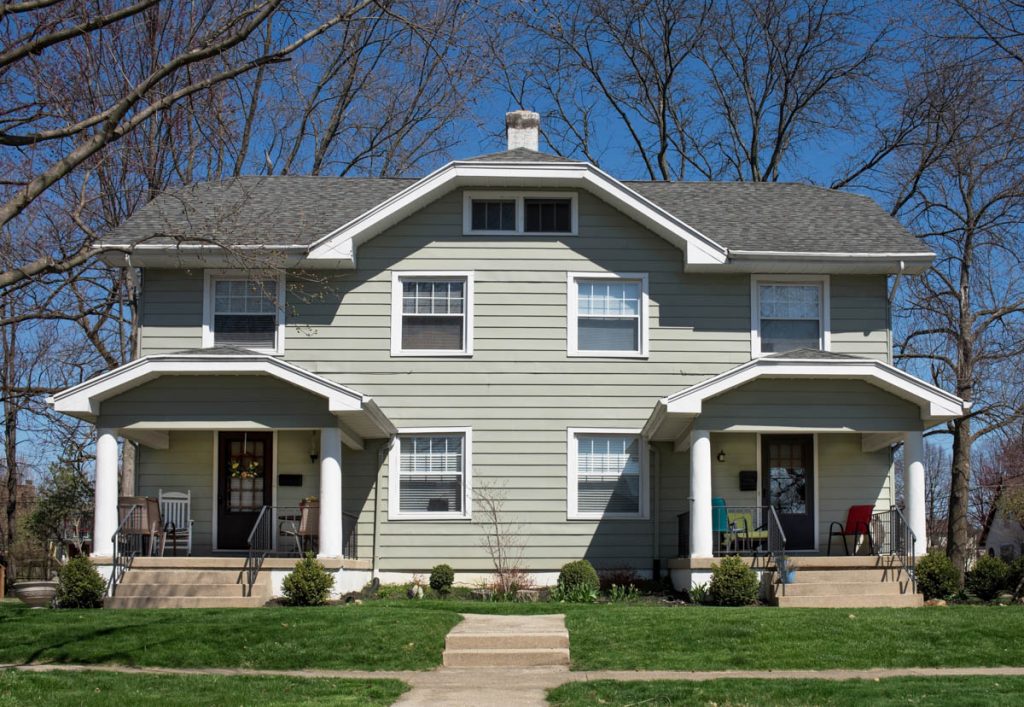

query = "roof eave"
[685,251,934,275]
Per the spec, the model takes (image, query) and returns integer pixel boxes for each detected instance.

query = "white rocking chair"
[158,489,193,556]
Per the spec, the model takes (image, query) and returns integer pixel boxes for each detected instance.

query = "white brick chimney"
[506,110,540,151]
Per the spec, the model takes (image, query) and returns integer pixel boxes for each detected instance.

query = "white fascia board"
[96,245,311,269]
[687,251,935,275]
[50,354,373,417]
[304,160,729,266]
[661,357,968,422]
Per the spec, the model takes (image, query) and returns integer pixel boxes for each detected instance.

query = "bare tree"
[473,482,528,596]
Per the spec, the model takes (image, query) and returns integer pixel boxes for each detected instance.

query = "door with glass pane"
[218,432,273,550]
[761,435,815,550]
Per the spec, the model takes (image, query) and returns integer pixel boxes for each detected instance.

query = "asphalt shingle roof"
[105,150,926,255]
[765,348,863,360]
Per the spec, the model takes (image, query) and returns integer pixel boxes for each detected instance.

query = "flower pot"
[782,569,797,584]
[13,580,58,608]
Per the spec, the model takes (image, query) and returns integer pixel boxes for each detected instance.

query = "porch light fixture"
[310,430,319,463]
[716,450,726,463]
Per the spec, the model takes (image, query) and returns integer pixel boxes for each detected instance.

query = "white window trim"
[462,190,579,236]
[567,271,650,358]
[390,271,475,357]
[388,427,473,521]
[567,428,649,520]
[750,274,830,358]
[202,269,286,355]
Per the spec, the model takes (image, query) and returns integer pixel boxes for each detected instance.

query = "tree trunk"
[947,417,972,580]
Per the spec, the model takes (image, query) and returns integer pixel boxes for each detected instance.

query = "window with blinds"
[397,434,465,515]
[212,278,279,350]
[758,282,823,353]
[570,275,647,356]
[398,278,468,353]
[571,433,643,518]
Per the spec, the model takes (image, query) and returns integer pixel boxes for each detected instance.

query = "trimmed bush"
[429,564,455,595]
[916,550,960,600]
[966,555,1008,601]
[281,552,334,606]
[707,556,758,606]
[555,560,599,603]
[55,556,106,608]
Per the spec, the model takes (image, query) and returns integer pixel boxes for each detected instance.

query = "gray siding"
[132,188,900,572]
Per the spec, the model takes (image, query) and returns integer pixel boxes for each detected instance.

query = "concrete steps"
[107,566,270,609]
[772,560,922,608]
[442,614,570,668]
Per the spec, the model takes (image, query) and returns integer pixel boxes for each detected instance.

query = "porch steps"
[442,614,570,668]
[772,558,922,608]
[106,567,270,609]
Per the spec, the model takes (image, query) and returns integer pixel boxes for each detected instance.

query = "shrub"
[1007,557,1024,598]
[966,555,1009,601]
[915,550,960,600]
[281,552,334,606]
[429,564,455,595]
[557,560,599,595]
[707,556,758,606]
[55,556,106,608]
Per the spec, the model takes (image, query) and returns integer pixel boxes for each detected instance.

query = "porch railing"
[872,506,916,593]
[243,505,360,597]
[767,505,787,571]
[677,505,779,563]
[108,503,144,597]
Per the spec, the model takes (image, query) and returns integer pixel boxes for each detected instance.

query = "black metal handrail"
[872,506,916,593]
[243,505,273,598]
[109,503,143,597]
[767,505,787,571]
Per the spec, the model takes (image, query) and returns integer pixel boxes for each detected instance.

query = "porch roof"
[47,348,396,448]
[643,349,970,444]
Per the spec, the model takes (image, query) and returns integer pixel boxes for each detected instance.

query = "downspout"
[886,260,905,365]
[650,443,661,579]
[372,438,391,579]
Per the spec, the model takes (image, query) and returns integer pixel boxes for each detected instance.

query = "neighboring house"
[981,482,1024,562]
[50,112,970,604]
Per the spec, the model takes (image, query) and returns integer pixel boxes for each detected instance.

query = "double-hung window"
[389,429,472,519]
[391,272,474,356]
[752,276,830,355]
[568,273,649,357]
[203,271,284,354]
[463,191,577,235]
[568,430,647,519]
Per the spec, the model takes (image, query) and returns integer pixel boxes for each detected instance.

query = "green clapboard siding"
[130,188,901,572]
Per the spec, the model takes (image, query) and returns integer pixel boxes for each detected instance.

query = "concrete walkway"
[6,663,1024,706]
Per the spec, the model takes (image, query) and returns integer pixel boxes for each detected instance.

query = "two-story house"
[50,112,969,608]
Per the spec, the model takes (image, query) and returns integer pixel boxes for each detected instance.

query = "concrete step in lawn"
[443,614,569,668]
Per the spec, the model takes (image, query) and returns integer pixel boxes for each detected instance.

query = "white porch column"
[92,428,118,558]
[689,429,713,558]
[902,430,928,558]
[318,426,343,558]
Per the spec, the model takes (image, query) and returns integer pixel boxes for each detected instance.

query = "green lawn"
[547,677,1024,706]
[0,603,458,671]
[380,601,1024,671]
[0,670,407,706]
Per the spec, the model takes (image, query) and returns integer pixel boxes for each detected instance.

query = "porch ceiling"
[643,351,970,443]
[47,349,396,446]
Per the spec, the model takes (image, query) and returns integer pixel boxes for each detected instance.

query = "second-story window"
[568,272,649,357]
[752,276,830,355]
[391,272,474,356]
[203,271,284,354]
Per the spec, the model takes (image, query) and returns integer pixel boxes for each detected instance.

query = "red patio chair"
[827,504,875,556]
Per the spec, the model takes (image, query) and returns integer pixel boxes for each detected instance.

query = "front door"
[218,431,273,550]
[761,435,815,551]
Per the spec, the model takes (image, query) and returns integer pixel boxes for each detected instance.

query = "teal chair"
[712,497,729,553]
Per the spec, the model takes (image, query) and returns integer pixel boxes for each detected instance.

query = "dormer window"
[463,191,577,236]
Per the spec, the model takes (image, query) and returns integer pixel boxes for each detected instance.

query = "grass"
[0,603,458,671]
[0,670,407,706]
[378,600,1024,671]
[547,677,1024,706]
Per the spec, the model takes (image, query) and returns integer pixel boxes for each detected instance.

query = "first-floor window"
[390,430,471,519]
[569,431,646,519]
[204,272,284,353]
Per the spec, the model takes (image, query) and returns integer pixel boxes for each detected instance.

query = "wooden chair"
[282,500,319,556]
[117,496,167,556]
[158,489,193,556]
[828,504,875,556]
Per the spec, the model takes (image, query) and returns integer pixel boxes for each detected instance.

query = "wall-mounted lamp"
[716,450,727,463]
[310,430,320,463]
